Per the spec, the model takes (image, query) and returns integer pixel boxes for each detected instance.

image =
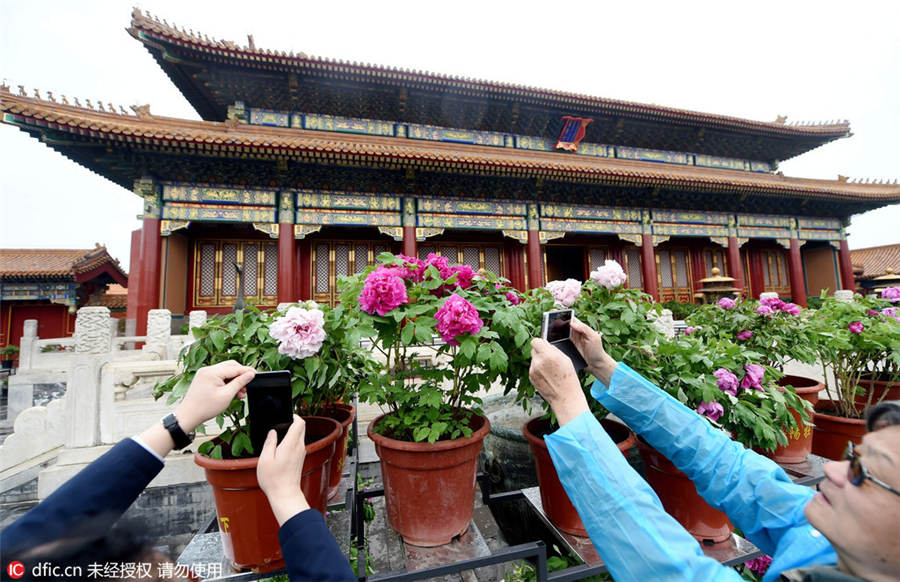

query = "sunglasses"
[843,441,900,498]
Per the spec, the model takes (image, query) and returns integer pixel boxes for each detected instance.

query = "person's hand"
[570,318,617,386]
[257,415,311,525]
[174,360,255,432]
[530,338,589,426]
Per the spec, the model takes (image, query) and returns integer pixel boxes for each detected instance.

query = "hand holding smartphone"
[247,370,294,455]
[541,309,587,371]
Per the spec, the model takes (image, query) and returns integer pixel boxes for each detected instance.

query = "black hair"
[866,400,900,432]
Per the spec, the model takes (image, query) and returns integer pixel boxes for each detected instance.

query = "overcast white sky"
[1,0,898,273]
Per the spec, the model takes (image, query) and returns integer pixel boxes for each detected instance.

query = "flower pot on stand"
[522,416,636,537]
[367,410,491,547]
[194,416,341,571]
[812,405,866,461]
[768,375,825,463]
[637,438,733,543]
[321,403,355,501]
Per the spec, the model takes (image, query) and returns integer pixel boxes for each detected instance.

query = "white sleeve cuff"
[131,435,165,462]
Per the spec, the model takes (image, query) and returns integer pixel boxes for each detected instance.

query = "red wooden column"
[641,234,659,301]
[277,191,296,303]
[838,239,855,291]
[727,236,745,296]
[135,217,162,335]
[504,242,526,292]
[402,198,417,257]
[134,178,161,336]
[788,239,807,307]
[526,204,542,289]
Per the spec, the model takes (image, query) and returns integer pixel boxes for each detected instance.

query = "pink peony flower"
[546,279,582,307]
[713,368,739,396]
[866,309,880,317]
[717,297,736,310]
[435,293,484,345]
[736,330,753,342]
[740,364,765,391]
[848,321,864,334]
[269,306,326,359]
[756,305,774,315]
[358,266,408,316]
[745,555,773,576]
[697,401,724,421]
[780,302,801,315]
[424,253,454,280]
[395,254,425,282]
[451,264,476,289]
[882,286,900,303]
[590,259,628,289]
[684,326,695,335]
[506,291,521,305]
[882,307,898,318]
[760,296,784,310]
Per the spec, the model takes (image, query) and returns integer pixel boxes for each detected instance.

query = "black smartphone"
[541,309,587,371]
[247,370,293,455]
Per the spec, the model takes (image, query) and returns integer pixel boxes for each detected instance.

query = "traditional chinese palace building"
[0,246,128,348]
[3,9,899,335]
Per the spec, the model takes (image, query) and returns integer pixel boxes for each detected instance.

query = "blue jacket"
[545,363,837,582]
[1,439,355,582]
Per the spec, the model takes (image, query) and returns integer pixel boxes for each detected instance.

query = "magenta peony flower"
[684,326,695,335]
[697,401,724,421]
[740,364,765,391]
[736,330,753,342]
[358,266,408,316]
[269,306,326,359]
[590,259,628,289]
[848,321,864,334]
[882,286,900,303]
[424,253,454,280]
[451,264,476,289]
[546,279,582,307]
[760,296,784,310]
[745,555,773,576]
[506,291,520,305]
[395,254,425,282]
[713,368,739,396]
[717,297,736,310]
[882,307,898,318]
[756,305,774,315]
[435,293,484,345]
[781,302,801,315]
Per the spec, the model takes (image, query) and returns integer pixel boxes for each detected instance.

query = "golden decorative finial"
[33,88,41,99]
[74,97,81,107]
[119,105,128,115]
[247,34,256,50]
[97,102,105,112]
[85,98,93,109]
[61,95,69,105]
[131,104,151,118]
[108,102,115,113]
[46,91,56,102]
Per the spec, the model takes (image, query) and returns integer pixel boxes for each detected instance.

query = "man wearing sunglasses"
[529,319,900,582]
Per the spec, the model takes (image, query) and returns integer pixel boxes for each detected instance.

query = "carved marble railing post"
[65,307,113,447]
[19,319,38,370]
[188,310,207,338]
[143,309,171,358]
[833,290,854,303]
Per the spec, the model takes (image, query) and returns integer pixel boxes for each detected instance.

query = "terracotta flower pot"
[194,416,341,571]
[321,403,355,501]
[853,376,900,408]
[522,416,636,537]
[768,375,825,463]
[812,405,866,461]
[368,410,490,547]
[637,439,733,543]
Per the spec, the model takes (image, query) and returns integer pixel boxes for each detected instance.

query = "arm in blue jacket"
[0,438,163,557]
[279,510,356,582]
[589,363,836,580]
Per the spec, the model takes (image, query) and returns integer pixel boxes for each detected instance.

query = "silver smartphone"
[541,309,587,371]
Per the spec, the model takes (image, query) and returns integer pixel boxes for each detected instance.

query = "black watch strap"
[162,413,194,449]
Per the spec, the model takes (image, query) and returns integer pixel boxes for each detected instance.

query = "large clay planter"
[637,439,733,543]
[523,416,636,537]
[321,403,355,501]
[368,410,490,547]
[769,375,825,463]
[194,416,341,571]
[853,377,900,408]
[812,405,866,461]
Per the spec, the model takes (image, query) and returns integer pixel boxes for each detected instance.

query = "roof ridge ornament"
[131,104,152,118]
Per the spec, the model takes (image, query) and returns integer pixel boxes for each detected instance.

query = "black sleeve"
[278,509,356,582]
[0,439,164,557]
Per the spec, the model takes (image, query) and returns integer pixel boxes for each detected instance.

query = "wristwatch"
[162,413,195,450]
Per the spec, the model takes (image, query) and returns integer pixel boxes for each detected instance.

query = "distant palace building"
[2,9,899,335]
